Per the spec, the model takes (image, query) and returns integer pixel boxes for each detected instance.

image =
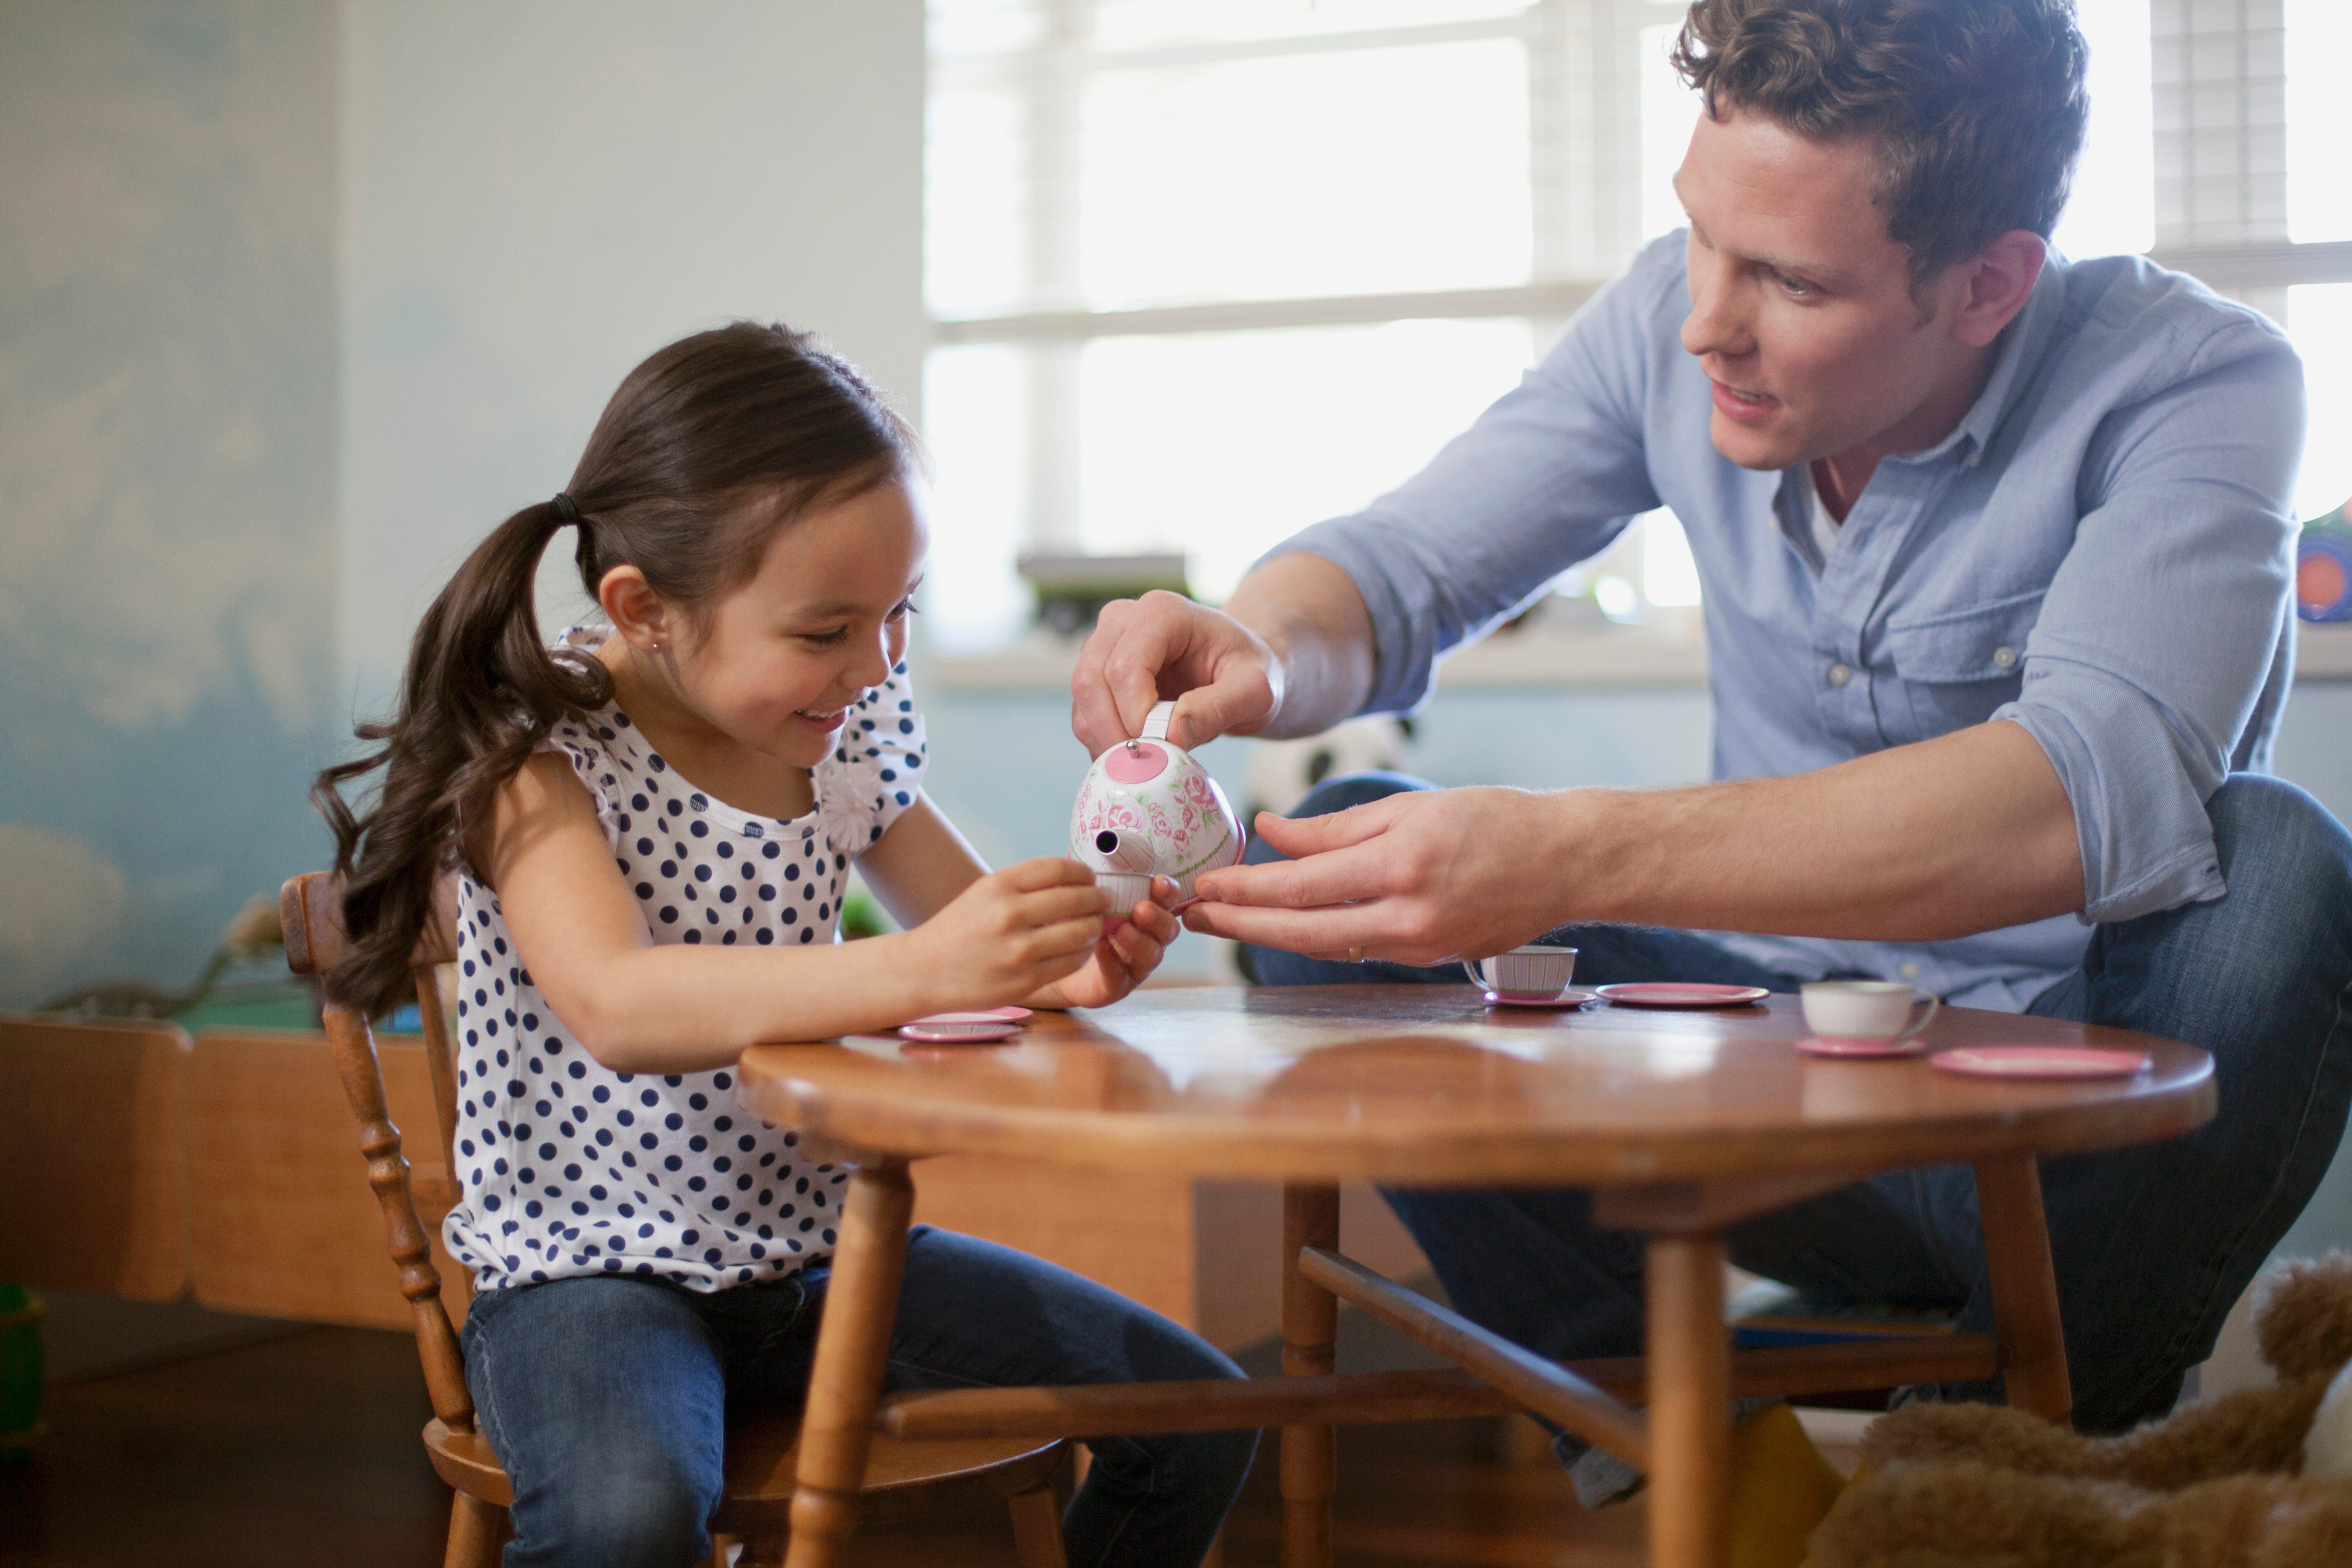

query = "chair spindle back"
[280,871,474,1434]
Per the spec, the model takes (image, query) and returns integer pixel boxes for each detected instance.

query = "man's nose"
[1680,254,1751,362]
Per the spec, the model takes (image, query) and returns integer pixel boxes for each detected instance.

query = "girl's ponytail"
[313,497,613,1015]
[311,321,918,1017]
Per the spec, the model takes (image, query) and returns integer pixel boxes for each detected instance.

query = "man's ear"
[1949,229,2047,348]
[598,565,676,654]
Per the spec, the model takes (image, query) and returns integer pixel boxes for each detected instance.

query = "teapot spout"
[1088,828,1158,873]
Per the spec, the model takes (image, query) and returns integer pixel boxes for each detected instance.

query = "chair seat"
[424,1416,1067,1528]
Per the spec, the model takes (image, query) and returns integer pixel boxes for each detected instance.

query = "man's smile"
[1709,377,1781,422]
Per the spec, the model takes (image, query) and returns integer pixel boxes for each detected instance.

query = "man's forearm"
[1560,720,2085,941]
[1222,552,1379,739]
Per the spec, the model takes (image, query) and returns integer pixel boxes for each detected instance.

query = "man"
[1070,0,2352,1514]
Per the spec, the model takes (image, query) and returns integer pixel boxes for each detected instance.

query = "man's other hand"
[1179,786,1574,964]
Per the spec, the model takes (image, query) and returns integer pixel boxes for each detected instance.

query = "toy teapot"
[1071,700,1247,908]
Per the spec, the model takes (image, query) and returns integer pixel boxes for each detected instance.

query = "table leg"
[1974,1154,2072,1424]
[785,1158,916,1568]
[1280,1182,1340,1568]
[1646,1231,1730,1568]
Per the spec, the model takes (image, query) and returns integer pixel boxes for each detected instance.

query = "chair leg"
[1975,1154,2073,1424]
[1280,1182,1341,1568]
[443,1493,505,1568]
[1005,1478,1069,1568]
[784,1159,918,1568]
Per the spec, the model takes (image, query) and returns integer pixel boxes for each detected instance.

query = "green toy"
[0,1283,45,1460]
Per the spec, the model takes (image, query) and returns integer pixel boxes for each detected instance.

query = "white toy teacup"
[1801,980,1939,1045]
[1071,701,1247,906]
[1462,945,1579,1000]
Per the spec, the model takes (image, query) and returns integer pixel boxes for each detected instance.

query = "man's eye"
[1776,271,1816,297]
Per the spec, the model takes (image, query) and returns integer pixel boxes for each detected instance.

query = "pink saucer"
[1931,1045,2152,1080]
[1484,987,1600,1009]
[898,1007,1031,1044]
[1596,983,1772,1009]
[1796,1035,1924,1058]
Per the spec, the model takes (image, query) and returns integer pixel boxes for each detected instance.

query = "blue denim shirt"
[1269,235,2304,1011]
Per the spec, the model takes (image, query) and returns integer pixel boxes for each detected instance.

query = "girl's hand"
[903,858,1109,1011]
[1030,877,1182,1010]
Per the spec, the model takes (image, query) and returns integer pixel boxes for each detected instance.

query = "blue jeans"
[1248,771,2352,1440]
[461,1226,1257,1568]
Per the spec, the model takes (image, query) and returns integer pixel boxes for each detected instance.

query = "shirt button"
[1827,663,1853,686]
[1899,961,1920,979]
[1993,646,2018,669]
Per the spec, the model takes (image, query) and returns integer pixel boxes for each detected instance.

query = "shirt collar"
[1902,250,2068,469]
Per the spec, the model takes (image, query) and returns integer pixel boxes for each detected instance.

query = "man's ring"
[1347,946,1364,963]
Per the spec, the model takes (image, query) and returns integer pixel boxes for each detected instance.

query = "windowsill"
[925,618,1711,693]
[2302,623,2352,680]
[925,620,2352,693]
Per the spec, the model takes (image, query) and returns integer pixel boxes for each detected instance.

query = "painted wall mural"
[0,1,337,1006]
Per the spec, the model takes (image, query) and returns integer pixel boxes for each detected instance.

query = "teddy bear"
[1804,1253,2352,1568]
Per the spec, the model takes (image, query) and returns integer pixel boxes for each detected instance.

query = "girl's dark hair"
[313,322,919,1016]
[1672,0,2089,290]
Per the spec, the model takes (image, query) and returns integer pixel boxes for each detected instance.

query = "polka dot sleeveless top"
[442,630,928,1295]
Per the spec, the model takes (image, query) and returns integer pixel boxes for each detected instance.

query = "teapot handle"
[1140,700,1179,744]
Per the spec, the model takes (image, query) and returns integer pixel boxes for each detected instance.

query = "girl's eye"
[887,598,919,622]
[803,627,848,648]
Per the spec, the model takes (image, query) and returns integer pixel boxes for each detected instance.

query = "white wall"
[337,0,927,715]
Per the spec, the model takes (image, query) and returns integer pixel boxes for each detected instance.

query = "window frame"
[922,0,2352,684]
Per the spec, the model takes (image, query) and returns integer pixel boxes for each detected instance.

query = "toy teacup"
[1072,701,1247,905]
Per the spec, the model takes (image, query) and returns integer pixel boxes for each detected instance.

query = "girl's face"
[651,478,928,769]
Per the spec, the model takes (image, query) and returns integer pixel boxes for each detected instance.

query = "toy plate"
[897,1007,1032,1044]
[1595,983,1772,1008]
[1483,987,1599,1009]
[1795,1035,1924,1058]
[1930,1045,2151,1079]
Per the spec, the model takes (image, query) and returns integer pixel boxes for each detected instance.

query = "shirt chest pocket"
[1878,588,2044,743]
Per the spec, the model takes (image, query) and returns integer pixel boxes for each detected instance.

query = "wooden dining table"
[736,985,2214,1568]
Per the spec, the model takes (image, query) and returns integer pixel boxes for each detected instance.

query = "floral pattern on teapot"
[1070,702,1246,898]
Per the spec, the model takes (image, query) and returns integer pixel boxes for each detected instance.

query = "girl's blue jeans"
[1246,771,2352,1487]
[460,1226,1256,1568]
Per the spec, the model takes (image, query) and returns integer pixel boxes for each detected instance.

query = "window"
[924,0,2352,656]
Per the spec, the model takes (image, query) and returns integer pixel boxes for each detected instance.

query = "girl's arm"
[857,791,1183,1010]
[852,792,993,927]
[488,756,1106,1072]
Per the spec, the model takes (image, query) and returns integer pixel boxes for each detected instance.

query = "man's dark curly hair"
[1672,0,2090,289]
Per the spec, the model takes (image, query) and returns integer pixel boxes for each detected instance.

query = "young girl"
[316,323,1255,1567]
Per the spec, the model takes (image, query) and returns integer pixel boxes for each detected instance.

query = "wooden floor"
[0,1324,1647,1567]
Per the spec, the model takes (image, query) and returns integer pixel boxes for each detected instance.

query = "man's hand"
[1070,590,1281,756]
[1181,788,1574,964]
[1181,723,2085,964]
[1070,553,1378,756]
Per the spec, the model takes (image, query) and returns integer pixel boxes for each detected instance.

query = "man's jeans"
[461,1225,1257,1568]
[1247,771,2352,1449]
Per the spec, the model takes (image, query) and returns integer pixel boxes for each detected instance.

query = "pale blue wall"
[0,1,338,1007]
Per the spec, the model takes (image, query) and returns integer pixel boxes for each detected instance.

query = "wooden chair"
[280,872,1070,1568]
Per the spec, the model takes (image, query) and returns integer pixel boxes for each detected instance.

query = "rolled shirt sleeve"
[1262,240,1687,715]
[1995,322,2303,923]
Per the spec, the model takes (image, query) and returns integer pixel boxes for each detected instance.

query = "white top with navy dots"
[442,628,929,1294]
